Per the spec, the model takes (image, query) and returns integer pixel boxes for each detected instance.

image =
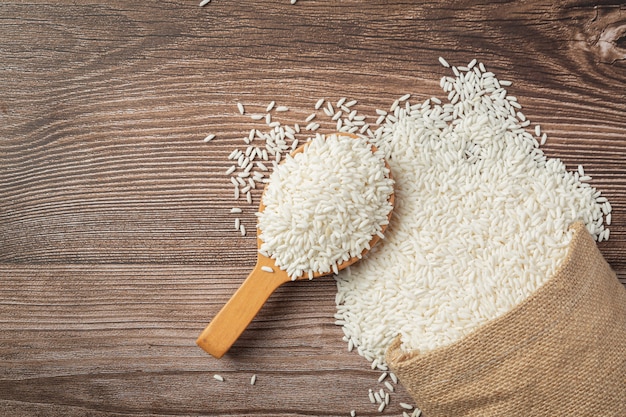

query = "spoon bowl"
[196,133,394,358]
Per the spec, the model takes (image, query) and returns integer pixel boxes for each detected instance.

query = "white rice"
[334,58,612,365]
[257,133,394,280]
[368,389,375,403]
[373,392,382,403]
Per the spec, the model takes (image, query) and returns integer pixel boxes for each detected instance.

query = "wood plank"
[1,262,624,415]
[0,264,415,416]
[2,2,625,265]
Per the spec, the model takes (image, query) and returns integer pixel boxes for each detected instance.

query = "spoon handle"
[196,257,289,358]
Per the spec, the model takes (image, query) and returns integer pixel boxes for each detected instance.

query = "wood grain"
[1,0,625,415]
[1,264,415,416]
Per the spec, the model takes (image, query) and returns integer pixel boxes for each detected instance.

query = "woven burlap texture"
[386,221,626,417]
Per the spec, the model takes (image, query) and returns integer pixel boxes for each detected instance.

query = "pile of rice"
[334,58,612,368]
[257,133,394,280]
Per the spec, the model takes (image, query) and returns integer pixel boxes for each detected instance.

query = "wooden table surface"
[2,1,625,416]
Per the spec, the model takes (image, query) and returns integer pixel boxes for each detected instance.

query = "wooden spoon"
[196,133,394,358]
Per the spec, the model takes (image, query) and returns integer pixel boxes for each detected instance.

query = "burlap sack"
[386,221,626,417]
